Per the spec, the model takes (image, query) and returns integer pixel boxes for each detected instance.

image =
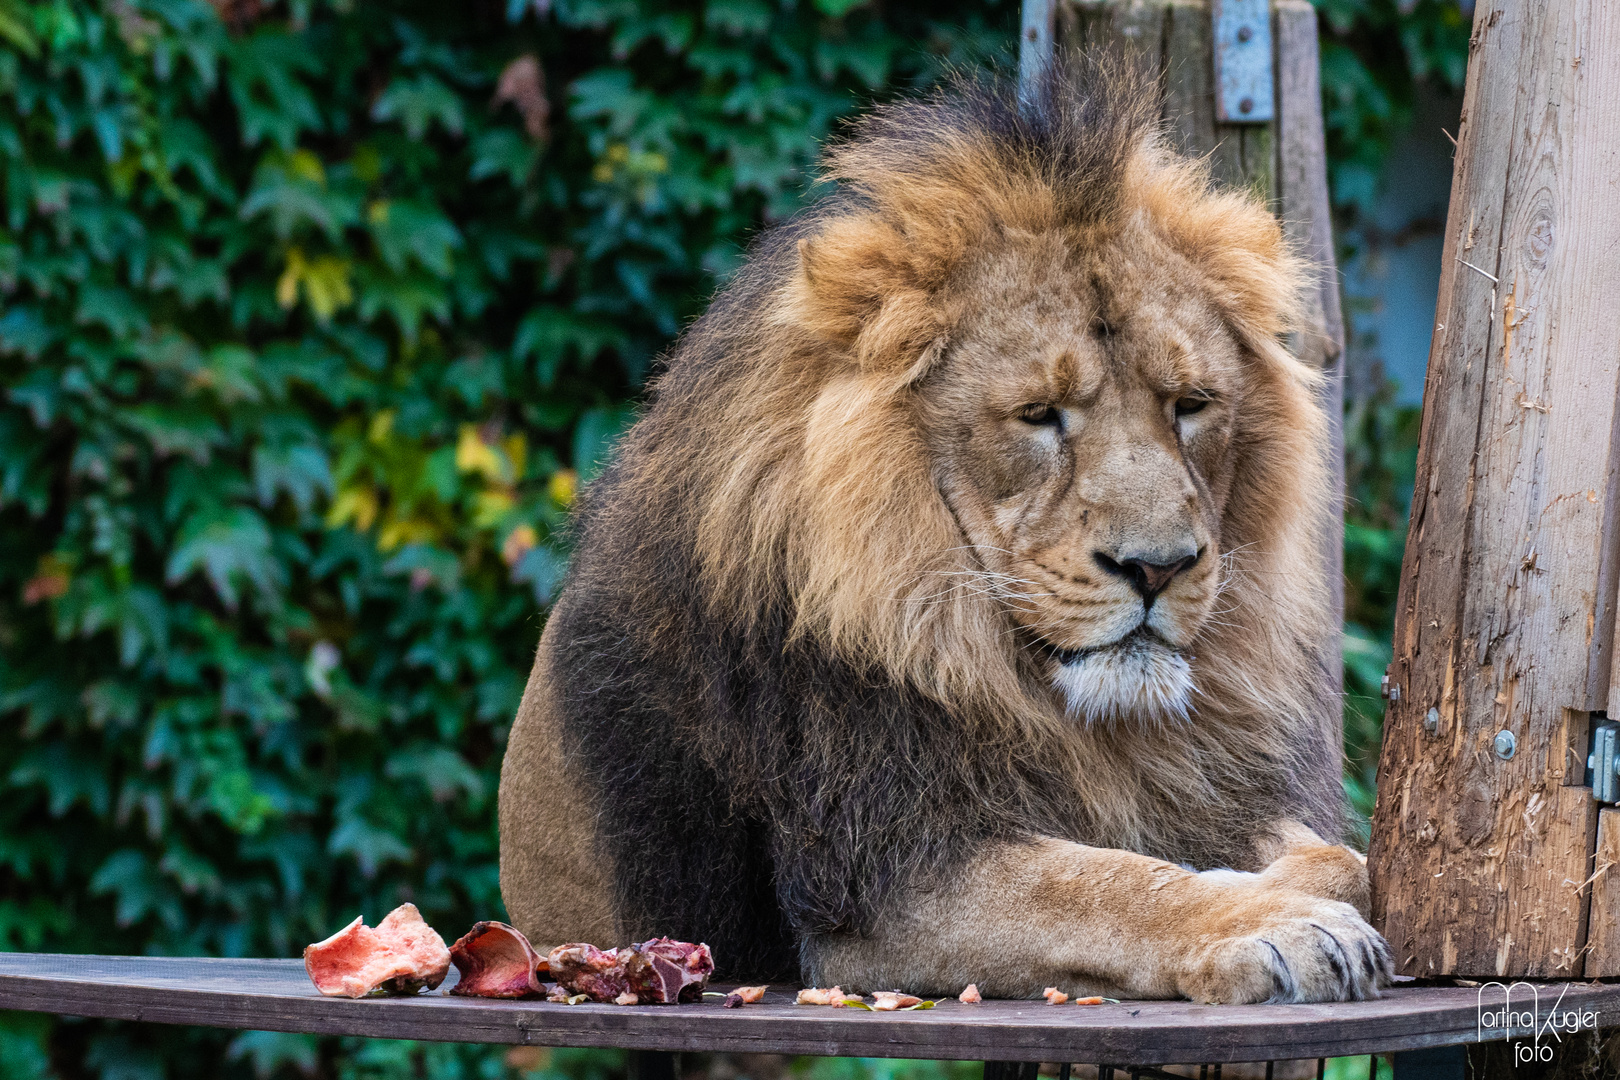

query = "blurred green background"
[0,0,1463,1075]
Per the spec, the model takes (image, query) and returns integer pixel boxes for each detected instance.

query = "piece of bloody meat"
[622,937,714,1003]
[547,938,714,1004]
[304,903,450,998]
[448,921,549,998]
[547,942,631,1002]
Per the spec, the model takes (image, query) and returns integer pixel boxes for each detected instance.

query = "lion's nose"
[1093,548,1200,606]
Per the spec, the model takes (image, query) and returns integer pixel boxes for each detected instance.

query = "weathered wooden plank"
[1369,0,1620,978]
[1021,0,1058,104]
[1273,0,1344,373]
[1067,0,1167,72]
[1367,0,1526,978]
[1584,808,1620,977]
[4,955,1620,1063]
[1274,0,1346,728]
[1152,1,1273,197]
[1160,0,1216,161]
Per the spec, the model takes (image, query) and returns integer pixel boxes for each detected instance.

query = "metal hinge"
[1589,714,1620,802]
[1211,0,1275,123]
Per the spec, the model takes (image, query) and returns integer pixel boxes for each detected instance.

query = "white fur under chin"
[1051,638,1194,726]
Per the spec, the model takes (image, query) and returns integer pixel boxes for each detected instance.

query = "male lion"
[499,58,1391,1004]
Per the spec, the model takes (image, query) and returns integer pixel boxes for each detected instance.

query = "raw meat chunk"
[734,985,767,1003]
[547,942,630,1002]
[449,921,547,998]
[622,937,714,1004]
[547,937,714,1005]
[871,991,922,1011]
[796,986,846,1005]
[304,904,450,998]
[958,984,982,1004]
[1042,987,1068,1005]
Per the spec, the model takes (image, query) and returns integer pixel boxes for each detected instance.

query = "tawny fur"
[498,54,1386,1003]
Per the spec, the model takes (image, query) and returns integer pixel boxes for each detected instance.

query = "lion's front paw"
[1180,895,1392,1004]
[1257,845,1371,918]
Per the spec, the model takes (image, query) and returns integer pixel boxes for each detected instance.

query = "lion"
[499,56,1392,1004]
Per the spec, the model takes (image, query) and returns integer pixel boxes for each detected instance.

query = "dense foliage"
[0,0,1458,1076]
[1314,0,1469,212]
[0,0,1009,1073]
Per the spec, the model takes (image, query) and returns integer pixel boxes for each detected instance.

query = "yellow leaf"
[368,199,390,225]
[277,248,306,309]
[368,410,396,444]
[472,489,516,529]
[548,468,577,507]
[302,255,354,321]
[377,515,438,552]
[287,149,327,185]
[328,486,379,532]
[501,433,528,480]
[456,425,505,482]
[277,247,353,321]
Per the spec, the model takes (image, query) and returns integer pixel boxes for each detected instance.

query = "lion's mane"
[544,57,1341,980]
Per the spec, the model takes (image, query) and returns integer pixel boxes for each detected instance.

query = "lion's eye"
[1174,395,1211,418]
[1019,403,1061,427]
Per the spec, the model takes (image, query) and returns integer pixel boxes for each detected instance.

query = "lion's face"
[919,225,1247,723]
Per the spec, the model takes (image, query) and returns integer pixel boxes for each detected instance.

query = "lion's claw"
[1184,897,1392,1004]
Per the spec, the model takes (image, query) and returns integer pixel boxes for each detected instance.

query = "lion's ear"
[790,215,946,374]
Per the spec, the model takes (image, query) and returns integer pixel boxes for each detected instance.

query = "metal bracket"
[1212,0,1275,123]
[1588,716,1620,802]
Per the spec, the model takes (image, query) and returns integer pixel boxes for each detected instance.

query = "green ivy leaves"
[0,2,1013,1076]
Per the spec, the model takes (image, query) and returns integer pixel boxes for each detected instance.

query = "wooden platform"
[3,954,1619,1064]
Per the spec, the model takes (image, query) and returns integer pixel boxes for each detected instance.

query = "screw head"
[1026,26,1039,41]
[1239,97,1255,114]
[1424,707,1440,735]
[1237,25,1253,42]
[1494,729,1517,760]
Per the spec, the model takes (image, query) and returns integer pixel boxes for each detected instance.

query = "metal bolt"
[1494,729,1517,760]
[1237,25,1253,42]
[1239,97,1255,114]
[1380,674,1391,698]
[1424,708,1440,736]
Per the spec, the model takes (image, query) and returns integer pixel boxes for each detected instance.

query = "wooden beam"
[1368,0,1620,978]
[1274,0,1347,751]
[1020,0,1057,105]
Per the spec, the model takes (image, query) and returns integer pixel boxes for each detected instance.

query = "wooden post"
[1059,0,1347,769]
[1021,0,1057,107]
[1367,0,1620,978]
